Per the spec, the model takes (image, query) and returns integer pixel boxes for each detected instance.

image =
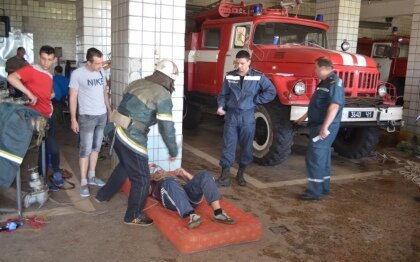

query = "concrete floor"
[0,114,419,261]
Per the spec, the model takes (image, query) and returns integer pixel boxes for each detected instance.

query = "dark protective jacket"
[114,74,178,157]
[0,103,41,187]
[217,67,276,110]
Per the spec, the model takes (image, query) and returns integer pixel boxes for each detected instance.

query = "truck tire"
[253,101,294,166]
[332,127,379,159]
[183,103,201,129]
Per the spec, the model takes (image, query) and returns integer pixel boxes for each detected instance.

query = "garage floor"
[0,114,419,261]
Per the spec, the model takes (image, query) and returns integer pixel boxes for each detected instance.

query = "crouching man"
[150,166,236,229]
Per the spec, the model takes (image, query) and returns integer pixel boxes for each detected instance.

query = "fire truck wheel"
[332,127,379,159]
[183,103,201,129]
[253,101,294,166]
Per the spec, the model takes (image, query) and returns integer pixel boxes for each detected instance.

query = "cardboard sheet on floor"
[121,178,262,253]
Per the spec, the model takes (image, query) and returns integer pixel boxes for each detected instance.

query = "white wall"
[23,16,76,61]
[2,0,76,63]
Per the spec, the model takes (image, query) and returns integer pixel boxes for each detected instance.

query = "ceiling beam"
[360,0,414,19]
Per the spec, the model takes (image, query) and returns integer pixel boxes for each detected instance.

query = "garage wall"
[23,16,76,62]
[75,0,111,65]
[1,0,76,63]
[359,16,413,38]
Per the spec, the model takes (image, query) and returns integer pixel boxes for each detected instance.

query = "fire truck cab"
[184,0,404,166]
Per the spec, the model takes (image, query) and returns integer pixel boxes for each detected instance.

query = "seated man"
[149,165,235,229]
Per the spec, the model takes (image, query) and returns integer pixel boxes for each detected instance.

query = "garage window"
[203,28,221,49]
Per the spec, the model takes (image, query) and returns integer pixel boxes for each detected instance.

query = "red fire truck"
[184,0,403,166]
[357,35,409,105]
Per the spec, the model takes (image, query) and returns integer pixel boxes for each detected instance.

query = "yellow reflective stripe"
[0,149,23,164]
[116,127,148,155]
[156,113,173,121]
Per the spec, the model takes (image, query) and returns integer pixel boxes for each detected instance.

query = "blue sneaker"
[80,185,90,197]
[87,177,105,187]
[48,183,59,192]
[53,172,64,187]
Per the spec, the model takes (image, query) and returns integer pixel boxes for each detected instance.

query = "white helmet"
[155,59,179,80]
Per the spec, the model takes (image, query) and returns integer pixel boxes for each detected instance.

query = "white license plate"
[348,111,374,118]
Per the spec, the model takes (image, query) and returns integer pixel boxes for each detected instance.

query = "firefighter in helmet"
[96,59,179,226]
[216,50,276,187]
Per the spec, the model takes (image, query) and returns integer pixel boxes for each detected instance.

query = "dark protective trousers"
[305,123,340,197]
[159,171,221,217]
[96,137,150,223]
[219,108,255,169]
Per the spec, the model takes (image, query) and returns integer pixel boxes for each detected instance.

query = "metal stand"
[0,135,47,218]
[0,170,23,218]
[41,138,47,187]
[15,170,22,217]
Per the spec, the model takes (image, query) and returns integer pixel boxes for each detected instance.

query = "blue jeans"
[305,123,340,197]
[96,137,150,223]
[220,109,255,168]
[38,112,60,173]
[159,171,221,217]
[78,114,107,158]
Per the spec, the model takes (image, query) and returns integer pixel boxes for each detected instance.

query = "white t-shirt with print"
[69,66,106,115]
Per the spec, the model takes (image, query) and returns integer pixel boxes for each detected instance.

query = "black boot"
[216,168,231,187]
[236,165,246,186]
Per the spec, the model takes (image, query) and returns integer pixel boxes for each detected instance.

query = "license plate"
[348,111,374,118]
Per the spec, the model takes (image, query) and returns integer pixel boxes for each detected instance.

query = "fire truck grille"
[358,72,378,90]
[335,70,379,91]
[336,71,354,88]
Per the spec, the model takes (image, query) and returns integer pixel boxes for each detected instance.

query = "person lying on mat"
[149,165,236,229]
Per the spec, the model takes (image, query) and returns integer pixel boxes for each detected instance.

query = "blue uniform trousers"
[160,171,221,217]
[305,123,340,197]
[220,108,255,168]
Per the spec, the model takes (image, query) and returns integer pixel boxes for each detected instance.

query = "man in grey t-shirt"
[69,47,112,197]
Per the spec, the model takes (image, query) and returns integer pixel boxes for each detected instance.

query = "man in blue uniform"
[149,166,235,229]
[295,57,345,200]
[216,50,276,187]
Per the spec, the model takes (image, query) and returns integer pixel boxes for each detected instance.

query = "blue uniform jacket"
[308,72,345,125]
[53,75,70,103]
[217,68,276,110]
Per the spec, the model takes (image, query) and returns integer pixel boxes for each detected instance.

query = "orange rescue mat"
[121,178,262,253]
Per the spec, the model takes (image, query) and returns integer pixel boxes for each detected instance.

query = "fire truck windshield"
[253,22,327,48]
